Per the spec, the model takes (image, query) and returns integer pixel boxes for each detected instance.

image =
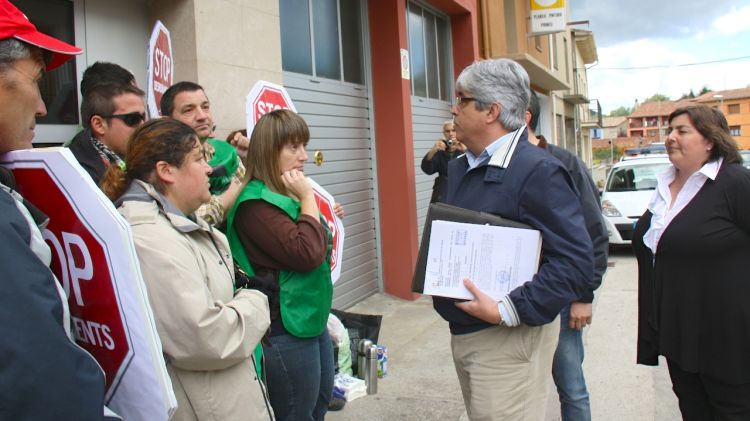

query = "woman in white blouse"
[632,105,750,420]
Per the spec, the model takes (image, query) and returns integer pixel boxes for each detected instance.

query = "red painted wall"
[369,0,478,300]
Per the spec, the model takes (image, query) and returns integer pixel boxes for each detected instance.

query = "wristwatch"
[496,302,505,326]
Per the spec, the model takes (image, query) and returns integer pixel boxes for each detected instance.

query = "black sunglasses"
[101,112,146,127]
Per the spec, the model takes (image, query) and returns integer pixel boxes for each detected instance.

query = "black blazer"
[633,162,750,384]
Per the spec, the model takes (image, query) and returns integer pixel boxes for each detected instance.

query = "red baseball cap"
[0,0,82,70]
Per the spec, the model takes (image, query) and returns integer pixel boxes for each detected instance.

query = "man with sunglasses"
[68,82,146,185]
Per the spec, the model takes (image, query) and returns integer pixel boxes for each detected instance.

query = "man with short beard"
[161,81,245,226]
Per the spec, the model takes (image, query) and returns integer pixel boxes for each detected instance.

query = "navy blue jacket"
[433,129,594,333]
[0,182,109,420]
[545,143,608,301]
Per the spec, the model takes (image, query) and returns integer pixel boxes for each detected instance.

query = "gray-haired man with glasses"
[432,58,593,420]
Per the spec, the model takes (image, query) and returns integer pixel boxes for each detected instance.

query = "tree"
[679,89,696,99]
[608,106,632,117]
[644,93,670,103]
[699,86,711,95]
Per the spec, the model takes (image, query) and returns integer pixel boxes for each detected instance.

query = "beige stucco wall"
[151,0,283,139]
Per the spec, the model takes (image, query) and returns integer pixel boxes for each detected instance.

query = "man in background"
[527,90,608,421]
[160,81,244,226]
[66,61,142,185]
[68,82,146,184]
[421,120,466,203]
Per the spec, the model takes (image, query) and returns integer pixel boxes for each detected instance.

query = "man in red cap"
[0,1,119,419]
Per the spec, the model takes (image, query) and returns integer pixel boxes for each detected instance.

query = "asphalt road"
[578,247,681,421]
[327,247,682,421]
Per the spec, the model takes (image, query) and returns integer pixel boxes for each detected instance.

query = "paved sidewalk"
[327,294,466,421]
[327,249,681,421]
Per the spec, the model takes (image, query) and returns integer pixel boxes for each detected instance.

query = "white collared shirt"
[464,125,526,171]
[643,157,723,254]
[460,125,527,327]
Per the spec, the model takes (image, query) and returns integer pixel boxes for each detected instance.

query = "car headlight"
[601,199,622,217]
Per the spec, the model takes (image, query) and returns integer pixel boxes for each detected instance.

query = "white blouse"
[643,157,723,254]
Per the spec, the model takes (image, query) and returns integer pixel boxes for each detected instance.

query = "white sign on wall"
[400,49,410,80]
[530,0,566,35]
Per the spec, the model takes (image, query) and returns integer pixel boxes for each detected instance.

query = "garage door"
[412,97,452,241]
[280,0,379,308]
[407,1,454,241]
[283,74,379,309]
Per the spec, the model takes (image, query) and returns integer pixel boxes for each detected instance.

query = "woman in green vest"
[227,109,341,421]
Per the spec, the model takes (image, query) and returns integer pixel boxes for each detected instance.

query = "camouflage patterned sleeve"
[234,158,246,184]
[196,195,224,226]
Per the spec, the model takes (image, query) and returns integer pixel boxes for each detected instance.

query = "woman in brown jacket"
[227,110,342,421]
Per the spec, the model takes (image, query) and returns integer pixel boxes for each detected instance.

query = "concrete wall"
[152,0,283,139]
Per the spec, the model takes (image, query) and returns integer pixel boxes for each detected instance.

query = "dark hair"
[245,109,309,195]
[81,82,145,129]
[226,129,247,142]
[527,90,540,132]
[100,118,199,200]
[160,81,205,117]
[668,105,740,164]
[80,62,136,97]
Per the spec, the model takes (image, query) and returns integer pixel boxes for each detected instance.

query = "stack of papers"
[412,203,542,300]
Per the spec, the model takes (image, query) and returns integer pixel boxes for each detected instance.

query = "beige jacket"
[118,181,273,421]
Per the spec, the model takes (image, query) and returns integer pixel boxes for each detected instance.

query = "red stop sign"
[253,86,292,122]
[246,81,297,135]
[13,168,132,393]
[148,21,173,117]
[313,190,340,272]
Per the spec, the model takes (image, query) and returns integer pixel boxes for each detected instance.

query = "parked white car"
[740,150,750,169]
[601,155,671,245]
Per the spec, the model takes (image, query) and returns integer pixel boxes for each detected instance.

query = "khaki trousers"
[451,317,560,421]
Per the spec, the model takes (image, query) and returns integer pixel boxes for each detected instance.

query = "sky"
[569,0,750,115]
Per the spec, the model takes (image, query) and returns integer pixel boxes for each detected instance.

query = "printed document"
[423,220,542,301]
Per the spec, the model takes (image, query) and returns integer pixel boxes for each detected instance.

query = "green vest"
[207,138,239,195]
[227,179,333,338]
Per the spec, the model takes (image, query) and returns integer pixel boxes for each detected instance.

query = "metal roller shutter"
[284,74,380,309]
[412,96,452,241]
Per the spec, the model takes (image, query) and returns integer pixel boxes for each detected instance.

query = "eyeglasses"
[101,112,146,127]
[454,96,476,106]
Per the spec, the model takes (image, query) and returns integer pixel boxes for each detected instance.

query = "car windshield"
[606,163,670,192]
